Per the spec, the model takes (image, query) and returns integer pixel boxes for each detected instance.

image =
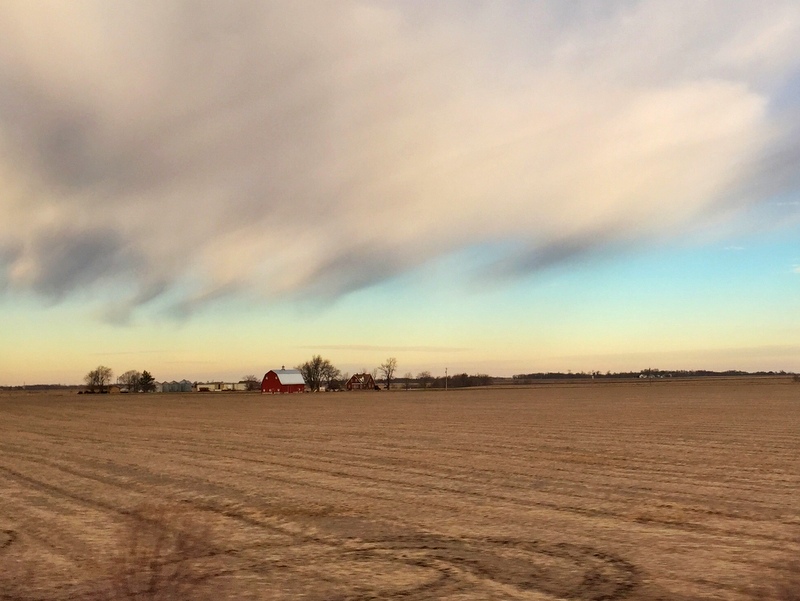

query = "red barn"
[261,368,306,394]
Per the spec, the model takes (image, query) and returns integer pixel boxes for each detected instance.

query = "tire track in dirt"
[6,400,795,510]
[2,429,794,558]
[7,434,788,549]
[0,450,642,599]
[76,415,793,515]
[5,433,794,535]
[0,457,296,544]
[140,510,643,601]
[139,445,792,544]
[0,464,126,518]
[184,440,797,520]
[313,534,640,601]
[112,501,631,600]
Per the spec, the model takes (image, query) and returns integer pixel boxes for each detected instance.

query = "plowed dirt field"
[1,380,798,600]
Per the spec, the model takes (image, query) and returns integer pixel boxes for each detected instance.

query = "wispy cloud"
[1,1,799,319]
[89,350,167,356]
[298,344,470,353]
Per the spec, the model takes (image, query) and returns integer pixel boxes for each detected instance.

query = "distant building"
[195,381,248,392]
[159,380,193,392]
[261,369,306,394]
[196,382,222,392]
[346,373,377,390]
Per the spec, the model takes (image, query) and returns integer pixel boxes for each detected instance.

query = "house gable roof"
[348,373,374,383]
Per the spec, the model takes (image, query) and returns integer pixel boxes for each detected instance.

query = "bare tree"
[84,365,114,393]
[379,357,397,390]
[241,375,260,391]
[403,372,413,390]
[321,363,341,390]
[417,370,433,388]
[84,370,97,392]
[297,355,339,392]
[118,370,142,392]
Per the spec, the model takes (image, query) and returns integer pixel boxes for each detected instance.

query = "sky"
[1,1,799,385]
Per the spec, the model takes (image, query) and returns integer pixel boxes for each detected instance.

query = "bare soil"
[0,379,798,600]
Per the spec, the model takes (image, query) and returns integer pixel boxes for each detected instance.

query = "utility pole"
[445,367,448,391]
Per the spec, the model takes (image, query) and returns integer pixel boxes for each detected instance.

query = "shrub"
[0,504,226,601]
[103,504,221,601]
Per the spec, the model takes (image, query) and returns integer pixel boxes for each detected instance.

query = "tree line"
[295,356,492,391]
[512,368,796,381]
[411,371,493,389]
[83,366,156,393]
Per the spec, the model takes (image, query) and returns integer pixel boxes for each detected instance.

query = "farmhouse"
[346,373,377,390]
[261,368,306,394]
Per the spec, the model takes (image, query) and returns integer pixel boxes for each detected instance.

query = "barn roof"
[271,369,305,386]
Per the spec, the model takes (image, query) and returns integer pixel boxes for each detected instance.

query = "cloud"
[298,345,470,353]
[7,225,142,300]
[1,1,799,318]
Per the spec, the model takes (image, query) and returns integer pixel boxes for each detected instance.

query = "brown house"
[346,373,377,390]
